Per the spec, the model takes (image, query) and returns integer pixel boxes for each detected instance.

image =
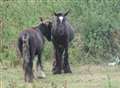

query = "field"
[1,62,120,88]
[1,0,120,88]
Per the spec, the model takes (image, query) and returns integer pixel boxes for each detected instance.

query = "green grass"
[1,1,120,88]
[1,0,120,64]
[1,62,120,88]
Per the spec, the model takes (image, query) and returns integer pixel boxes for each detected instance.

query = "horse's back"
[18,28,44,55]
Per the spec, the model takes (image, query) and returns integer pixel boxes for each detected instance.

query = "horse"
[51,10,74,74]
[18,18,52,82]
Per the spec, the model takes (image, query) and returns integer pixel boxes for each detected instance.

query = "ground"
[0,62,120,88]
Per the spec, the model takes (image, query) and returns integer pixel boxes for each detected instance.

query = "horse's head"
[54,10,70,24]
[39,17,52,41]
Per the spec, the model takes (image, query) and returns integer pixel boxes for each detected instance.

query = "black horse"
[18,18,52,82]
[51,10,74,74]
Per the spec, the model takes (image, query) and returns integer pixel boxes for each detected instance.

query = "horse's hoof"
[52,70,61,74]
[25,74,34,82]
[63,65,72,73]
[64,68,72,73]
[53,71,61,74]
[38,71,46,79]
[64,70,72,73]
[40,71,46,78]
[25,78,33,83]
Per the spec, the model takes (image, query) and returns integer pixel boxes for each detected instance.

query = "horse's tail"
[22,33,29,49]
[22,33,30,64]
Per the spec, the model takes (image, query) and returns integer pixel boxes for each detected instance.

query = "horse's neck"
[34,26,45,43]
[35,25,44,37]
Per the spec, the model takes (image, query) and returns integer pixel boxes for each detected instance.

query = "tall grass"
[0,0,120,65]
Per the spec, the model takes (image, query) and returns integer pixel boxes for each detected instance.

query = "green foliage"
[0,0,120,64]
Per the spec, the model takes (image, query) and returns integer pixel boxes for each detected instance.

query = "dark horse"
[18,18,52,82]
[51,10,74,74]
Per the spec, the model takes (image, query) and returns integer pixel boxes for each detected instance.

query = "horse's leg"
[52,47,64,74]
[23,56,34,82]
[52,47,60,74]
[36,52,46,78]
[63,47,72,73]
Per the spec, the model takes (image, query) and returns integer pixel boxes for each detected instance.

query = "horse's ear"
[39,17,43,22]
[54,12,58,16]
[64,10,70,16]
[48,21,52,27]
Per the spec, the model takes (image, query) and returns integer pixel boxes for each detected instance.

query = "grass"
[1,62,120,88]
[1,1,120,88]
[1,0,120,64]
